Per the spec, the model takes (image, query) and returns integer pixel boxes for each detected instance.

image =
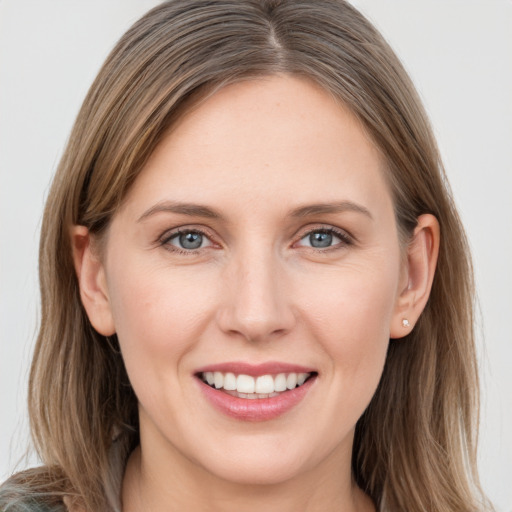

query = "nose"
[216,246,296,343]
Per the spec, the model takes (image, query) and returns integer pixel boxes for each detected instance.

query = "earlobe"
[70,225,116,336]
[390,214,440,339]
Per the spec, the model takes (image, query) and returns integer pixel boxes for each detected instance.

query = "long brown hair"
[0,1,491,510]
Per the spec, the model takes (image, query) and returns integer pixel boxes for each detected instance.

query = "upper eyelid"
[159,223,350,239]
[294,224,353,241]
[160,225,216,242]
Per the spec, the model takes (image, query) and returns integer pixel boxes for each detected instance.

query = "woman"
[0,0,492,510]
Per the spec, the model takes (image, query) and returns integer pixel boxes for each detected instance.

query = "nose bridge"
[218,241,294,342]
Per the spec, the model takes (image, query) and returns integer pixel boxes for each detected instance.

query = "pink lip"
[195,361,316,377]
[195,366,318,422]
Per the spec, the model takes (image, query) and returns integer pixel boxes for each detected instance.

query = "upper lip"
[195,361,317,377]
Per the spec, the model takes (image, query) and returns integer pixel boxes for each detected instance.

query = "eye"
[163,229,213,252]
[296,228,351,250]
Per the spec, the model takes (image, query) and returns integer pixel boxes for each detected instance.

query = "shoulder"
[0,492,67,511]
[0,469,68,512]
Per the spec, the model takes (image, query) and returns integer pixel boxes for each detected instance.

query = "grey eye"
[309,231,333,248]
[180,232,202,249]
[297,229,346,249]
[170,231,210,250]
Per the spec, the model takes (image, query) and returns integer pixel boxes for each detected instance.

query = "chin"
[188,436,321,486]
[205,458,307,486]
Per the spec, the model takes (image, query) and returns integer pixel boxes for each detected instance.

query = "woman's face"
[96,75,407,485]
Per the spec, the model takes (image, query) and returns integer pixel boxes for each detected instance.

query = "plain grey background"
[1,1,511,509]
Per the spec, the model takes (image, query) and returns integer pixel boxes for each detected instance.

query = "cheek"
[298,257,399,396]
[106,262,219,380]
[301,258,398,336]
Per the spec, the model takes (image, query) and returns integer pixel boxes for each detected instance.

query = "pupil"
[180,232,202,249]
[310,231,332,248]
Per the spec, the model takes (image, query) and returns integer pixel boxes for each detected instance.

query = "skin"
[72,75,439,512]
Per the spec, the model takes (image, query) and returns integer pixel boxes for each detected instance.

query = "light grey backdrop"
[1,1,511,509]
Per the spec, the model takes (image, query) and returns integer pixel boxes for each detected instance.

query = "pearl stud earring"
[402,318,410,328]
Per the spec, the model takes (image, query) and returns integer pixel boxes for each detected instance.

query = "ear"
[390,214,440,339]
[70,225,116,336]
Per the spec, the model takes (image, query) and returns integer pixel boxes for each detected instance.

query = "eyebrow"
[137,200,373,223]
[137,201,226,222]
[288,201,373,220]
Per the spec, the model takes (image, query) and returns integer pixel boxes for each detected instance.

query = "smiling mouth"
[198,371,317,399]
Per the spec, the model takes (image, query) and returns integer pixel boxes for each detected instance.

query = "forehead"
[121,75,392,219]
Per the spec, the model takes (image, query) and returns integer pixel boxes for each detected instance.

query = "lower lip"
[196,375,317,422]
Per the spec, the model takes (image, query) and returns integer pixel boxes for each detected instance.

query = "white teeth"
[255,375,274,394]
[286,373,298,390]
[214,371,223,389]
[236,374,255,393]
[274,373,287,392]
[297,373,308,386]
[223,372,237,391]
[201,371,313,396]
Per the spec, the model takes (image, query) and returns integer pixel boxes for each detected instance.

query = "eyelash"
[159,226,353,256]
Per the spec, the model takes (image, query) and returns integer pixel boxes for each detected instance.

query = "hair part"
[1,1,490,510]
